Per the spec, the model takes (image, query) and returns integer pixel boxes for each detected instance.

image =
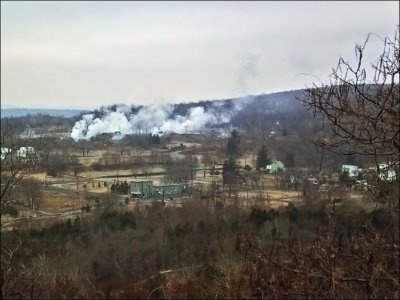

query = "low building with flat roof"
[130,180,154,198]
[130,180,187,198]
[154,183,186,197]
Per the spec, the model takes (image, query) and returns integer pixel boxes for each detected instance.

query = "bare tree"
[1,119,46,217]
[149,150,160,164]
[298,28,399,163]
[132,156,148,177]
[165,157,194,183]
[273,171,286,189]
[20,178,44,211]
[46,153,69,178]
[109,152,122,180]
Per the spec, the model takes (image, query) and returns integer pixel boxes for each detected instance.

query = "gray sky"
[1,1,399,109]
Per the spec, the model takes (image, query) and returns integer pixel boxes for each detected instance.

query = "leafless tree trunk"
[21,178,44,211]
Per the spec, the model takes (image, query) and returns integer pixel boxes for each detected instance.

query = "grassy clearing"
[40,190,89,213]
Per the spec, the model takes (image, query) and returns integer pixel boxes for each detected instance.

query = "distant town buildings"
[1,146,35,160]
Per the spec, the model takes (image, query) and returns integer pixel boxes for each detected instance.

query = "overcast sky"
[1,1,399,109]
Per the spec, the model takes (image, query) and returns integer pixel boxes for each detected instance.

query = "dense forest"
[2,198,399,298]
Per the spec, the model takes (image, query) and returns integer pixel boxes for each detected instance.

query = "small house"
[377,163,397,182]
[266,160,285,173]
[1,147,11,160]
[341,165,359,177]
[16,146,35,158]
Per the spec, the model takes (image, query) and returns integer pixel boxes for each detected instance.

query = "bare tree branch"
[298,27,399,163]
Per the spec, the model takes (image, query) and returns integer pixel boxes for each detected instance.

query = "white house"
[377,163,397,182]
[16,146,35,158]
[266,160,285,173]
[1,147,11,160]
[342,165,359,177]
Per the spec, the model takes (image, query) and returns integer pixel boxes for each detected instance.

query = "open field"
[3,132,379,230]
[40,190,89,213]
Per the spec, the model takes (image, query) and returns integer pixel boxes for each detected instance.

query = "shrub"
[3,205,18,217]
[91,162,103,171]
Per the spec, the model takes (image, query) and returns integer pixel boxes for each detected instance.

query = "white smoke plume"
[70,52,262,142]
[70,102,240,141]
[236,53,260,96]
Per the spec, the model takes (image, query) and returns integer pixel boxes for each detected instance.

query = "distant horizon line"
[1,104,93,110]
[1,87,305,111]
[1,106,90,111]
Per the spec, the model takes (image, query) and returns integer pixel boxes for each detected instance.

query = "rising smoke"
[236,53,260,96]
[70,53,261,142]
[70,102,242,141]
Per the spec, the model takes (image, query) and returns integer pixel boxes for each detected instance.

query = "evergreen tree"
[123,181,129,194]
[226,130,240,157]
[256,144,271,170]
[346,154,357,165]
[284,152,295,168]
[222,158,238,185]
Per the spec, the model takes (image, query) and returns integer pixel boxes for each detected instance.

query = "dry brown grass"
[40,190,89,213]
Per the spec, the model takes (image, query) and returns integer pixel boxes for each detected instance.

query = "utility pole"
[74,176,78,214]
